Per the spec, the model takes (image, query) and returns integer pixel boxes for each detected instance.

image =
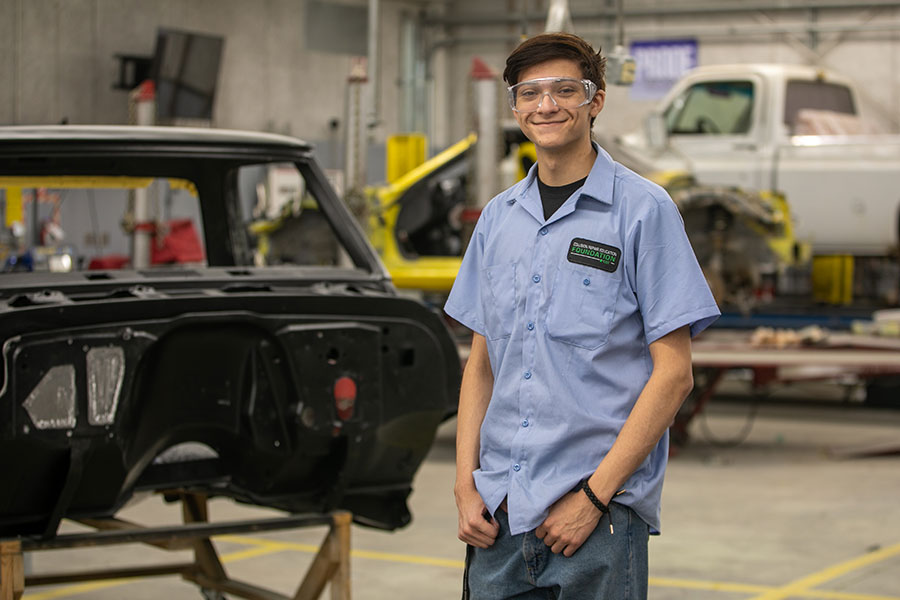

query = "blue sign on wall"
[629,39,698,100]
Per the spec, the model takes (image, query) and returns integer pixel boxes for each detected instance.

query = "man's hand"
[455,483,499,548]
[535,490,602,557]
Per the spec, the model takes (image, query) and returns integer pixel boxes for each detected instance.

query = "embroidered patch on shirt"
[567,238,621,272]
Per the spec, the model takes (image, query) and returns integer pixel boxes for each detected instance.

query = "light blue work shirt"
[444,143,720,535]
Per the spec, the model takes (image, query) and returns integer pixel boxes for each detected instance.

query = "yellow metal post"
[812,255,853,305]
[386,134,427,184]
[3,188,23,228]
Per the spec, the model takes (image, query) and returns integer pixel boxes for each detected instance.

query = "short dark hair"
[503,32,607,92]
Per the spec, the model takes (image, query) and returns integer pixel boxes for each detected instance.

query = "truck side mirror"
[644,112,668,151]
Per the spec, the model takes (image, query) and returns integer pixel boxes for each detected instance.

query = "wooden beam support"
[26,562,195,586]
[75,517,194,550]
[180,493,228,582]
[330,511,351,600]
[0,540,24,600]
[188,571,289,600]
[2,496,352,600]
[293,511,351,600]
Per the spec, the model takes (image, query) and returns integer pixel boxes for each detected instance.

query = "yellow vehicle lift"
[367,133,476,293]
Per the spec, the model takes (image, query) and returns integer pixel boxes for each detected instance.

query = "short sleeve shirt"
[444,144,720,535]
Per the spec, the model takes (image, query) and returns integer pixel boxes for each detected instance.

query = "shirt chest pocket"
[481,263,517,341]
[545,262,620,350]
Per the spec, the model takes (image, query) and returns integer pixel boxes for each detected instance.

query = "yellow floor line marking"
[797,591,900,600]
[215,544,286,563]
[748,542,900,600]
[647,576,900,600]
[23,581,123,600]
[216,533,318,553]
[648,576,771,594]
[22,534,900,600]
[217,534,900,599]
[216,534,467,569]
[351,548,466,569]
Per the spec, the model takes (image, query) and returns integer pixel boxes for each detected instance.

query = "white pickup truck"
[619,63,900,258]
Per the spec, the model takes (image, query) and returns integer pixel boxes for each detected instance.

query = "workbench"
[672,328,900,448]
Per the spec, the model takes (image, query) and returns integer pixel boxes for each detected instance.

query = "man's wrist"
[580,478,609,514]
[454,475,478,496]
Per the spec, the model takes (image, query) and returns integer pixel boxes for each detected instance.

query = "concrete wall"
[0,0,428,178]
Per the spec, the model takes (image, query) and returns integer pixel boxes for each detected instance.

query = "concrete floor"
[19,389,900,600]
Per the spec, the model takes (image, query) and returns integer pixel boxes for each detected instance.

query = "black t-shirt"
[537,176,588,220]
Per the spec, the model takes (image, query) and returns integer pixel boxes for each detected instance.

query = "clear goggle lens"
[508,77,597,113]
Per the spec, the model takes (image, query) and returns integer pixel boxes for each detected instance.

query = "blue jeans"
[463,503,649,600]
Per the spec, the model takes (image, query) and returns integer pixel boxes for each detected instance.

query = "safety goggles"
[507,77,598,113]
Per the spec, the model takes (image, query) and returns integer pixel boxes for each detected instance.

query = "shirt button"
[522,419,529,427]
[523,371,532,380]
[532,274,541,283]
[527,322,534,331]
[583,278,591,286]
[540,227,548,236]
[513,464,521,472]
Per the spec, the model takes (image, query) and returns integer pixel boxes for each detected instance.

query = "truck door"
[774,79,898,254]
[664,77,767,191]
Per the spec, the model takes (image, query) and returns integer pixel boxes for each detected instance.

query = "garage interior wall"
[0,0,424,178]
[2,0,900,177]
[438,0,900,148]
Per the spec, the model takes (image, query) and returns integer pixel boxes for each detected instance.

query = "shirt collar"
[582,142,616,205]
[515,141,616,215]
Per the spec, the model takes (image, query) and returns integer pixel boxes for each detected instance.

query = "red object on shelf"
[86,220,204,269]
[88,255,130,270]
[151,219,205,265]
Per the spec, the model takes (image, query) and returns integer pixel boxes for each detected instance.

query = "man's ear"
[590,89,606,118]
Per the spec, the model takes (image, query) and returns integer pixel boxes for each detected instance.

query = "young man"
[444,33,720,598]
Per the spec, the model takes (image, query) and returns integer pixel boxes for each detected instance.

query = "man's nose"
[536,91,559,112]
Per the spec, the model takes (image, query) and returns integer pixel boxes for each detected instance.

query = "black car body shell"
[0,126,460,538]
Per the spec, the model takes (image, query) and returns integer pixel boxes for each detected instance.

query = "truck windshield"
[665,80,754,135]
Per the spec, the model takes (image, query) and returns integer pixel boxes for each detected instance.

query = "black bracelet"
[580,478,609,514]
